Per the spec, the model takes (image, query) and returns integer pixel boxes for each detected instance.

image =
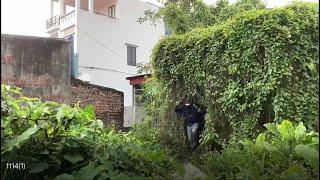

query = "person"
[175,98,200,150]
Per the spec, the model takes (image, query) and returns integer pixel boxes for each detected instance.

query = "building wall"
[71,78,124,129]
[1,34,71,104]
[75,0,165,108]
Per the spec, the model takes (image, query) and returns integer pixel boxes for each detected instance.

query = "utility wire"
[74,24,128,63]
[73,24,137,75]
[79,65,136,75]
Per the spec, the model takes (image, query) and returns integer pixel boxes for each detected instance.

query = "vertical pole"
[60,0,66,15]
[133,85,136,124]
[89,0,94,13]
[50,0,54,17]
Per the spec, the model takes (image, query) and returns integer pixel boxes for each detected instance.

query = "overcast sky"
[1,0,317,37]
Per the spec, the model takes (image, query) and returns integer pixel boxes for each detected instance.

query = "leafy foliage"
[138,0,265,34]
[194,120,319,179]
[151,3,319,147]
[1,85,178,179]
[133,77,189,156]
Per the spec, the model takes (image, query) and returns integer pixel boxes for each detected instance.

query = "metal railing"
[46,10,75,30]
[46,15,60,29]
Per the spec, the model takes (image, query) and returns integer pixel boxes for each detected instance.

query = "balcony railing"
[46,15,60,29]
[60,10,76,29]
[46,10,75,32]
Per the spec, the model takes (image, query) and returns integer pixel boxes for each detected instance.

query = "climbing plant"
[138,0,265,35]
[151,2,319,147]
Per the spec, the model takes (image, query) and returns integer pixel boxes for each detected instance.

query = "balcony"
[60,10,76,30]
[46,15,60,33]
[46,10,75,34]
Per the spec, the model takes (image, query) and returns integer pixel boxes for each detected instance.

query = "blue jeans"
[187,122,199,148]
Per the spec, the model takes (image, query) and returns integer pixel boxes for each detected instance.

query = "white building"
[46,0,165,127]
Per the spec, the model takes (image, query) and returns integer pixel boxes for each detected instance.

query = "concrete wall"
[71,78,124,129]
[75,0,165,108]
[1,34,71,104]
[47,0,165,126]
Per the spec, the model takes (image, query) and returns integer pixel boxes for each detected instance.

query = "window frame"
[108,5,116,18]
[126,44,137,66]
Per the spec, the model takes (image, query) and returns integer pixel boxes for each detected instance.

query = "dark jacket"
[175,104,198,126]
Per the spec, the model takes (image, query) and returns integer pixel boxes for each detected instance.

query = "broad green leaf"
[63,154,84,164]
[242,139,254,151]
[294,144,318,162]
[294,122,306,143]
[278,120,295,141]
[83,105,95,120]
[3,125,40,153]
[310,137,319,145]
[264,123,279,137]
[72,161,99,179]
[29,163,49,173]
[254,134,265,152]
[263,142,278,152]
[56,108,64,121]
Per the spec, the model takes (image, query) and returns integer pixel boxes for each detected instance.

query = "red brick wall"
[71,78,124,129]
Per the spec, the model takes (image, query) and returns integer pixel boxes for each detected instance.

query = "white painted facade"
[46,0,165,127]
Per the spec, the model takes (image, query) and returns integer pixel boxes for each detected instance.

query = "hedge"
[151,2,319,144]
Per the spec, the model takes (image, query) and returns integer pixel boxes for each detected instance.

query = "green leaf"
[278,120,295,141]
[294,144,318,162]
[56,108,64,121]
[294,122,306,143]
[47,127,54,135]
[310,137,319,145]
[83,105,95,120]
[20,96,39,101]
[264,123,279,136]
[263,142,278,152]
[254,134,265,152]
[3,125,40,153]
[283,165,304,180]
[63,154,84,164]
[39,149,49,155]
[71,161,99,179]
[54,174,74,180]
[29,163,49,173]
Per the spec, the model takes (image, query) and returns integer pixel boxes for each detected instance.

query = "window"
[127,45,136,66]
[108,5,115,18]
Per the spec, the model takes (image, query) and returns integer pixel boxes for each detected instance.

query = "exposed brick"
[71,78,124,130]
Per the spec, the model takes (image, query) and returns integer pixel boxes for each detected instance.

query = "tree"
[138,0,265,35]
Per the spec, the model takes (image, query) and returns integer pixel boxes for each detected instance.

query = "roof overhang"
[126,74,151,85]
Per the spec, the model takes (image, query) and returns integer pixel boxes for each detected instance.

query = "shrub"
[132,77,189,156]
[151,2,319,146]
[1,85,178,179]
[196,120,319,179]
